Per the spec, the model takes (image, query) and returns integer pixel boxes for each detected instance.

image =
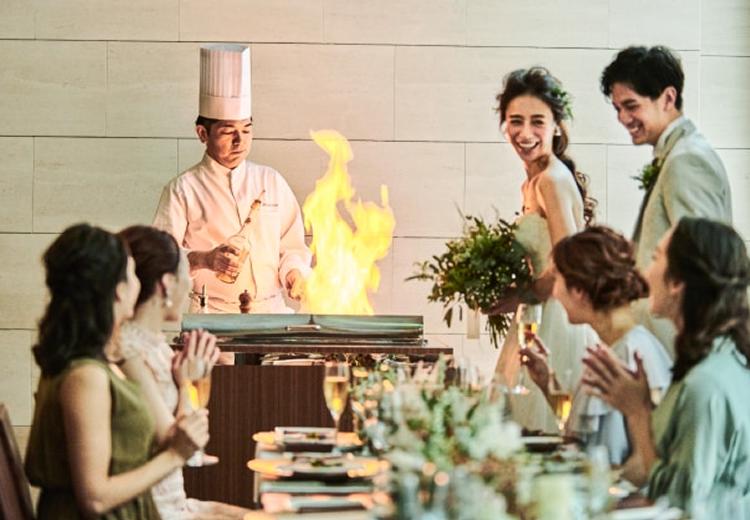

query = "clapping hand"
[581,344,651,417]
[172,329,221,387]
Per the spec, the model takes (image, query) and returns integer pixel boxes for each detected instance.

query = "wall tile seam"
[5,136,750,150]
[0,38,710,54]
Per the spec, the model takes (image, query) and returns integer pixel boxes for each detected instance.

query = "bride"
[490,67,598,432]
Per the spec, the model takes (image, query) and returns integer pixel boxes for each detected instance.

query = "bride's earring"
[554,127,562,137]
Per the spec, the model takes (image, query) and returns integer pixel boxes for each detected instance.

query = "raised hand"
[521,335,552,391]
[173,329,221,387]
[483,292,521,316]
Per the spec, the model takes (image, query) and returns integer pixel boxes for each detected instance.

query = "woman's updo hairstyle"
[496,67,596,226]
[552,225,648,311]
[118,225,181,308]
[33,223,129,376]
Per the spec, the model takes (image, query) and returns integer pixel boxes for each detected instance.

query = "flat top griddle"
[181,313,425,346]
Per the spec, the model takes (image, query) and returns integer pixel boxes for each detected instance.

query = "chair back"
[0,404,34,520]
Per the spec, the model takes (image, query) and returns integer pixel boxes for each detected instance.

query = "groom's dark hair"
[600,46,684,110]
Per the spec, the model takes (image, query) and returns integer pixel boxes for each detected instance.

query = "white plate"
[521,436,564,444]
[274,426,336,444]
[279,461,363,477]
[289,496,365,513]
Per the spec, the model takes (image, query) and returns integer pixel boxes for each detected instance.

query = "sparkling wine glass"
[349,365,370,439]
[548,368,573,434]
[511,303,542,395]
[185,358,213,467]
[323,361,350,436]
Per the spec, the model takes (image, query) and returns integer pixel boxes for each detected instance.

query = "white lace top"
[115,322,189,519]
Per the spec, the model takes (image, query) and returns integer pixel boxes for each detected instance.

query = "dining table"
[244,427,685,519]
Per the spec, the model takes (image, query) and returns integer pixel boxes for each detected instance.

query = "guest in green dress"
[582,217,750,512]
[25,224,210,519]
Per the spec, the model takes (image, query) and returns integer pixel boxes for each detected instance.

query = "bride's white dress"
[497,213,597,433]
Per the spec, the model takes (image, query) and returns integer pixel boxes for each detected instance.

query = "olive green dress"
[648,337,750,511]
[25,358,161,519]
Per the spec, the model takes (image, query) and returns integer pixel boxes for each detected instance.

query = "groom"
[600,46,733,356]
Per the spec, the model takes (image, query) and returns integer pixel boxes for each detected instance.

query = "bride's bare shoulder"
[537,158,576,192]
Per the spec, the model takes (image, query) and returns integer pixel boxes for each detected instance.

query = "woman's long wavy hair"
[496,67,596,226]
[667,218,750,381]
[33,223,129,377]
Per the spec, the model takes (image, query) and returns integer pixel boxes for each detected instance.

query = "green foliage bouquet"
[409,215,533,347]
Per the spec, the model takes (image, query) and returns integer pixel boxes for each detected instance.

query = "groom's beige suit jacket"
[632,116,733,359]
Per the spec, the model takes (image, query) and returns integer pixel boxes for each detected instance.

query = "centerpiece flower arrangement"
[351,358,613,518]
[352,358,523,518]
[408,215,534,347]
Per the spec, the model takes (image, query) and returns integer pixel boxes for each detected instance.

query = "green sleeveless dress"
[25,358,161,519]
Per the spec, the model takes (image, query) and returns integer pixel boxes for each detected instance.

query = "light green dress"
[648,337,750,510]
[25,357,161,519]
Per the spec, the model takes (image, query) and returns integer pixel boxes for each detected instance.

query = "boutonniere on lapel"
[633,158,662,191]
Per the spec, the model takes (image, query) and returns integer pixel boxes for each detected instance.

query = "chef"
[153,44,311,313]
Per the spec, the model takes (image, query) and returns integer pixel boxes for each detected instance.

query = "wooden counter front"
[182,344,451,508]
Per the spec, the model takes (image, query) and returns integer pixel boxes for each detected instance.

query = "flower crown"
[551,85,574,120]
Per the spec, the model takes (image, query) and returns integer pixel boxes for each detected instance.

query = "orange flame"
[302,130,395,315]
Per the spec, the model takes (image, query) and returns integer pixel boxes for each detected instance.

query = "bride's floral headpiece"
[551,85,574,120]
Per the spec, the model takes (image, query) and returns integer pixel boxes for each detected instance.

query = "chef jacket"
[153,153,311,313]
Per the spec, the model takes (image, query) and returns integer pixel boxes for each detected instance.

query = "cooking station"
[178,313,452,508]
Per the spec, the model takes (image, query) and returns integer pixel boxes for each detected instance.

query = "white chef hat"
[199,44,251,120]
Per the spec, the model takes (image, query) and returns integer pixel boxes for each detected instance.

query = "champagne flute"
[323,362,350,438]
[548,368,573,434]
[185,358,213,467]
[511,303,542,395]
[350,365,369,439]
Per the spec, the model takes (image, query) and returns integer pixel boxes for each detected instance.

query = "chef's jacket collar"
[201,152,244,178]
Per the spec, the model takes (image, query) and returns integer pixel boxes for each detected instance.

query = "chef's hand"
[190,244,241,275]
[285,269,305,300]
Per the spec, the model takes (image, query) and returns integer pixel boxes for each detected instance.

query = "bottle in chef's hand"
[215,234,250,284]
[215,192,264,284]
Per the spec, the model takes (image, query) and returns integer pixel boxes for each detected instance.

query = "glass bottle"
[215,193,263,285]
